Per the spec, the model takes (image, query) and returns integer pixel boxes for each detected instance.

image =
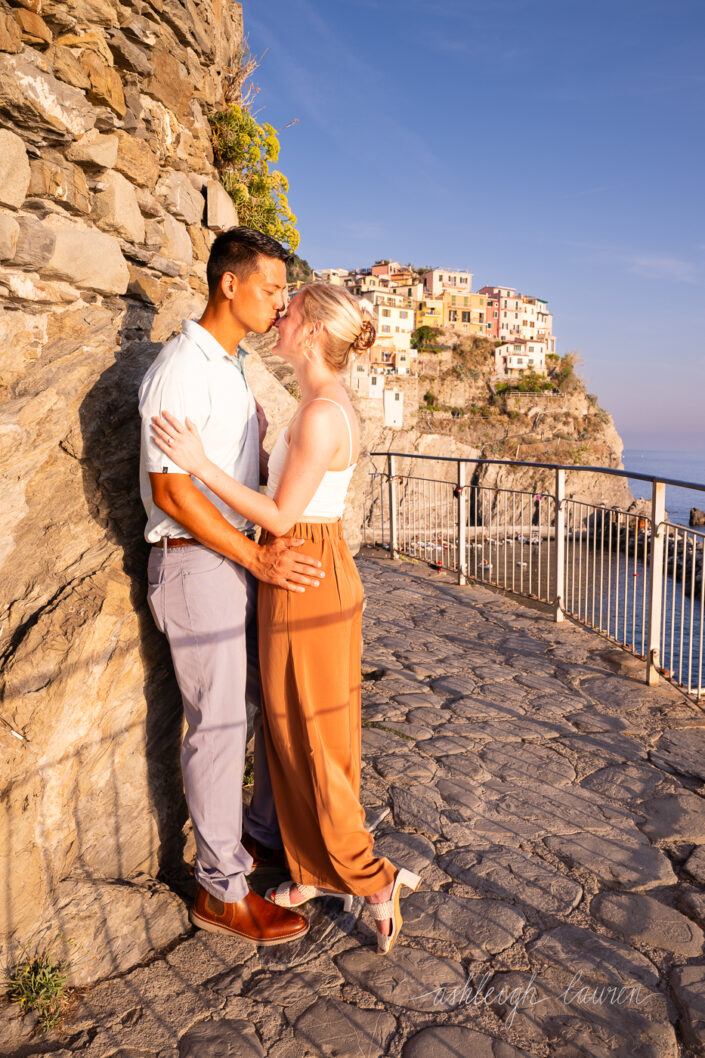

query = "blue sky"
[243,0,705,451]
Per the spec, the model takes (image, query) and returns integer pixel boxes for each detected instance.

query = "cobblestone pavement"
[5,550,705,1057]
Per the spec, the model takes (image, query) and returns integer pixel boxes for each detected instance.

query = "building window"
[462,311,471,323]
[382,309,391,317]
[394,392,400,401]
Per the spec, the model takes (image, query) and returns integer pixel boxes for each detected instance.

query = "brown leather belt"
[161,537,197,549]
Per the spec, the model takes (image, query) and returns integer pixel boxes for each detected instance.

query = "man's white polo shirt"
[138,319,260,543]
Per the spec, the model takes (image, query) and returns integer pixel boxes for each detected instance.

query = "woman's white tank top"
[265,398,356,519]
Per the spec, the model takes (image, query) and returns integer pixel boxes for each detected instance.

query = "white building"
[421,268,473,298]
[494,339,548,377]
[493,290,557,353]
[319,268,349,285]
[359,290,414,354]
[348,361,385,398]
[383,387,404,428]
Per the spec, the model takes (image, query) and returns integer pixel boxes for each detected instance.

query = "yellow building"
[442,290,488,336]
[415,297,444,329]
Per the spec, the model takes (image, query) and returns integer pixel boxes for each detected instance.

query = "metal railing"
[363,453,705,702]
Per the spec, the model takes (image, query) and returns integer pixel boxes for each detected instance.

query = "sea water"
[623,449,705,527]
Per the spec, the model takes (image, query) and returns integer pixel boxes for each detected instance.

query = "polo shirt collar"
[182,319,237,364]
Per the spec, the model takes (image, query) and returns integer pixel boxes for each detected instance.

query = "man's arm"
[150,473,323,591]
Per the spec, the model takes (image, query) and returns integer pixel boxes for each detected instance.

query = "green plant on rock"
[209,104,300,251]
[7,946,70,1033]
[411,325,442,351]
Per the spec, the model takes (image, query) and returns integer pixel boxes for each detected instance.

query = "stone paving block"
[402,891,525,956]
[70,961,224,1051]
[560,731,647,766]
[391,783,442,838]
[371,830,436,875]
[500,635,547,655]
[480,742,576,786]
[470,663,516,681]
[373,753,437,785]
[676,887,705,930]
[361,727,396,754]
[177,1018,264,1057]
[650,727,705,781]
[164,931,255,989]
[430,674,476,699]
[545,827,676,890]
[246,965,343,1006]
[485,777,632,837]
[380,720,433,741]
[335,945,466,1012]
[580,763,674,804]
[514,672,570,694]
[402,1025,532,1057]
[419,733,476,757]
[591,892,705,957]
[489,968,677,1058]
[436,751,488,781]
[392,691,446,711]
[524,694,587,720]
[580,675,660,711]
[447,696,523,720]
[439,845,583,915]
[670,963,705,1057]
[684,845,705,884]
[567,711,632,733]
[464,717,572,741]
[637,790,705,843]
[478,680,529,702]
[529,923,661,988]
[294,996,396,1057]
[406,706,453,727]
[255,899,359,973]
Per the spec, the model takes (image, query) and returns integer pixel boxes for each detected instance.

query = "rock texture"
[0,0,248,986]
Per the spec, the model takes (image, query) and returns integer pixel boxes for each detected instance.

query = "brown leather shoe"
[190,885,309,945]
[241,831,288,871]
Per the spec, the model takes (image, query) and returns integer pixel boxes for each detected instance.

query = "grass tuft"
[6,946,70,1033]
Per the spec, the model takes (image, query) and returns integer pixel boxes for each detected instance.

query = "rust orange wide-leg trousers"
[258,521,396,896]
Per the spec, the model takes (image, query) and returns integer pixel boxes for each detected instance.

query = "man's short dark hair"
[206,227,290,295]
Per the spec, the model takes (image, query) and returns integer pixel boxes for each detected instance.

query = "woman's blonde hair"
[296,282,376,370]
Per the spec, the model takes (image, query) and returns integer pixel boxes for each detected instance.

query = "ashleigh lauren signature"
[412,970,659,1028]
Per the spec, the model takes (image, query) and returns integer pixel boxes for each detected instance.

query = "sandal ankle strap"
[368,899,394,920]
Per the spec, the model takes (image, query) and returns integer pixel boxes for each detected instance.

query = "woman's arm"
[152,403,342,535]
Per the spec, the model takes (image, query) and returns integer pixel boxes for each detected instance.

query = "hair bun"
[352,319,376,353]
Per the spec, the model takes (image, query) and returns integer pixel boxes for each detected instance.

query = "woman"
[152,282,420,954]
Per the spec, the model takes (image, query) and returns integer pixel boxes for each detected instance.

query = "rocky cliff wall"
[0,0,306,987]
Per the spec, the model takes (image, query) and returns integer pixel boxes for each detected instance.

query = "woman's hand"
[151,411,209,478]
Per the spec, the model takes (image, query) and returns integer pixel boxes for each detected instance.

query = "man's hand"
[252,536,325,592]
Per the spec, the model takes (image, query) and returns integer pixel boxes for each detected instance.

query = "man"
[139,227,321,945]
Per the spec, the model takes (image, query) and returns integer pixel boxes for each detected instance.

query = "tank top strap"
[308,397,354,467]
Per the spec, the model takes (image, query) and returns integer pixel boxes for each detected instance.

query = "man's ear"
[220,271,239,300]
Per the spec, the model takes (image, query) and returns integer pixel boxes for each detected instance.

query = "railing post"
[388,453,398,560]
[646,480,666,685]
[457,461,467,584]
[554,468,565,622]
